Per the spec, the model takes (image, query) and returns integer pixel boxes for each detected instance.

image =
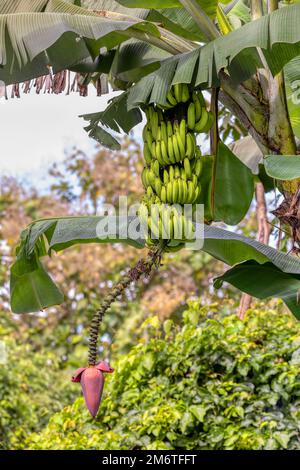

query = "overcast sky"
[0,89,115,189]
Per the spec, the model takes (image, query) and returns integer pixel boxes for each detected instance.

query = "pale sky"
[0,88,117,189]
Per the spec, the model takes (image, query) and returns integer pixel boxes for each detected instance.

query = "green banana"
[184,158,192,179]
[172,179,179,203]
[161,140,170,165]
[194,108,209,133]
[167,121,173,138]
[179,119,186,147]
[151,110,159,139]
[169,165,175,181]
[152,159,160,177]
[163,169,169,184]
[155,177,162,197]
[160,121,168,144]
[172,134,181,163]
[195,158,203,177]
[147,186,154,198]
[187,102,196,130]
[173,83,182,103]
[193,92,202,121]
[143,143,152,165]
[185,133,196,159]
[167,89,177,106]
[187,180,195,204]
[167,181,173,202]
[181,83,190,103]
[161,185,167,203]
[167,137,176,164]
[176,131,185,160]
[182,180,188,203]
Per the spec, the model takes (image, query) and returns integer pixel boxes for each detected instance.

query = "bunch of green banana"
[138,201,196,242]
[140,83,215,250]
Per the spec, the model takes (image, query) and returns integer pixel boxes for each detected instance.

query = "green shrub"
[27,302,300,450]
[0,315,77,449]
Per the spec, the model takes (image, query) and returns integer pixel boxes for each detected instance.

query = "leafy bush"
[0,314,76,449]
[27,302,300,450]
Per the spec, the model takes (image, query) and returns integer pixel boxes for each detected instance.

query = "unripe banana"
[194,108,209,133]
[160,121,168,144]
[141,168,147,188]
[176,132,185,160]
[167,181,173,202]
[148,169,156,188]
[167,121,173,138]
[172,179,179,203]
[172,134,181,163]
[192,174,198,187]
[179,119,186,147]
[181,83,190,103]
[193,185,200,203]
[193,92,202,121]
[185,133,196,159]
[180,167,187,181]
[155,177,162,197]
[177,178,183,204]
[174,166,181,179]
[182,180,188,203]
[169,165,175,181]
[147,186,154,198]
[143,143,152,165]
[151,110,159,139]
[142,125,148,142]
[201,111,214,133]
[173,83,182,103]
[167,137,176,164]
[187,102,196,130]
[151,141,157,159]
[156,141,164,166]
[163,169,169,184]
[152,159,160,177]
[187,180,195,204]
[161,185,167,203]
[167,89,177,106]
[195,158,203,177]
[161,140,170,165]
[184,158,192,179]
[146,130,153,152]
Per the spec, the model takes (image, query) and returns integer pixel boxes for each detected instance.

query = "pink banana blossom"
[72,361,114,417]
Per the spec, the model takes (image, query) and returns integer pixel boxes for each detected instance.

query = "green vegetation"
[26,302,300,450]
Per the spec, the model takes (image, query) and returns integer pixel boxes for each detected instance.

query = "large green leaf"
[213,141,254,225]
[10,254,64,314]
[128,4,300,109]
[202,225,300,275]
[0,0,152,84]
[10,215,145,313]
[264,155,300,181]
[10,216,300,314]
[214,260,300,319]
[116,0,231,20]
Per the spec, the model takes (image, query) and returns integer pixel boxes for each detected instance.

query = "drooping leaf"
[213,141,254,225]
[264,155,300,181]
[81,91,142,149]
[202,225,300,275]
[10,215,145,313]
[10,254,64,314]
[214,260,300,319]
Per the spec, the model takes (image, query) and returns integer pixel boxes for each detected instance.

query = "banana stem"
[88,242,166,366]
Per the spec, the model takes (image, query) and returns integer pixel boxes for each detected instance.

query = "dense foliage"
[26,302,300,450]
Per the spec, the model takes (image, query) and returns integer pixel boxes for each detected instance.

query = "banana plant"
[6,0,300,415]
